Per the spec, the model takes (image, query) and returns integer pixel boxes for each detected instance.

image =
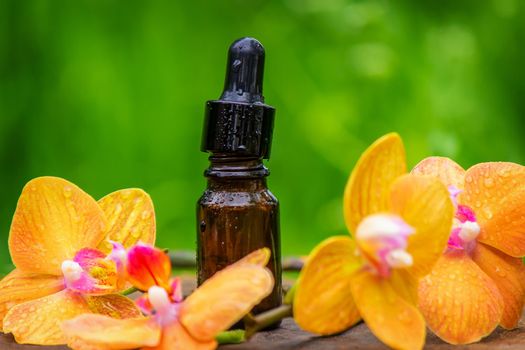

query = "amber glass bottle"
[197,37,282,314]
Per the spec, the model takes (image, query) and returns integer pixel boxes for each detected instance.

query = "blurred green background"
[1,0,524,274]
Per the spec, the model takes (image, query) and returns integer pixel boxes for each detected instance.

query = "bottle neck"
[204,154,269,188]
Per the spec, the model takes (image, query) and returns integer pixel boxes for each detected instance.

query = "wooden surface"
[2,315,525,350]
[2,277,525,349]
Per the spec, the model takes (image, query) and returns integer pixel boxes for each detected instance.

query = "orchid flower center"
[148,286,179,326]
[356,213,415,277]
[60,248,121,294]
[447,186,480,250]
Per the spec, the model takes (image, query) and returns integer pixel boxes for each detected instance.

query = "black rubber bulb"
[220,37,265,103]
[202,37,275,159]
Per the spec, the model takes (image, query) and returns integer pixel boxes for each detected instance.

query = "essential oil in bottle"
[197,37,282,315]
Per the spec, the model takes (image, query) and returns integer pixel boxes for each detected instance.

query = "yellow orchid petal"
[145,321,217,350]
[63,315,160,350]
[97,189,156,252]
[411,156,465,189]
[472,243,525,329]
[388,269,418,305]
[3,288,140,346]
[461,162,525,257]
[294,236,361,335]
[232,247,271,267]
[85,294,142,319]
[3,290,92,345]
[344,133,406,233]
[389,174,454,278]
[180,263,274,342]
[0,269,64,329]
[350,269,426,350]
[8,177,106,275]
[418,251,504,344]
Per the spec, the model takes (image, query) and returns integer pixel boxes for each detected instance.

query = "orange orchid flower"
[293,133,454,350]
[412,157,525,344]
[0,176,156,345]
[62,245,275,350]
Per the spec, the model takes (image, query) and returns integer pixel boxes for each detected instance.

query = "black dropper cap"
[201,37,275,159]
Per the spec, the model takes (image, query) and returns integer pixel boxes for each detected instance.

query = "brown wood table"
[1,277,524,349]
[2,315,525,350]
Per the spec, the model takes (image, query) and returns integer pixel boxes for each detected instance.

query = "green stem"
[244,304,293,339]
[216,330,246,344]
[121,286,139,296]
[284,283,296,305]
[244,282,297,339]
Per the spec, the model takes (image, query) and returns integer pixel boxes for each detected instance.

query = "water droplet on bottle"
[200,220,206,232]
[232,59,241,71]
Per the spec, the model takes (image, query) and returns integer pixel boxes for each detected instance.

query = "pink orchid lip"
[136,293,154,315]
[170,277,183,303]
[136,276,185,329]
[136,277,183,316]
[447,227,464,250]
[62,260,107,294]
[447,204,480,250]
[148,285,181,327]
[74,248,106,267]
[62,248,118,295]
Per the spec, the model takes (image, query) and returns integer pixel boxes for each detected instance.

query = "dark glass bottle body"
[197,155,282,314]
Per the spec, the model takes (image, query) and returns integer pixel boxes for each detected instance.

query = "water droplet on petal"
[397,309,411,323]
[63,186,73,198]
[121,190,133,199]
[495,267,506,277]
[498,169,509,177]
[115,203,123,213]
[437,297,444,307]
